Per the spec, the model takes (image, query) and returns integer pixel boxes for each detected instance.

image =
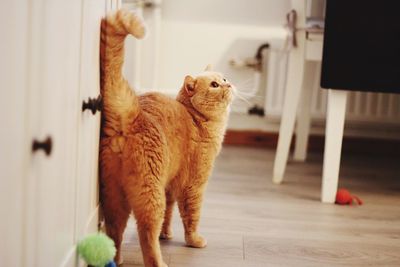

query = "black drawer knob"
[32,136,52,156]
[82,95,102,115]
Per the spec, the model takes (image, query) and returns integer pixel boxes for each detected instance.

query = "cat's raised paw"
[185,233,207,248]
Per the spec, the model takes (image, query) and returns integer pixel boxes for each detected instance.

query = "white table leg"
[272,37,306,184]
[321,89,347,203]
[293,61,317,162]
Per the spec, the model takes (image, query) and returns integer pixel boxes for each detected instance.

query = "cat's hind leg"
[160,189,175,240]
[100,144,131,265]
[125,175,168,267]
[101,176,131,265]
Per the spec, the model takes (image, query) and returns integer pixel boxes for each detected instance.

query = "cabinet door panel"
[27,0,82,266]
[0,1,29,266]
[75,0,108,242]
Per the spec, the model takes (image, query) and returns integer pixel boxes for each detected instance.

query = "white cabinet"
[75,0,110,245]
[0,1,116,266]
[0,1,30,267]
[25,1,83,266]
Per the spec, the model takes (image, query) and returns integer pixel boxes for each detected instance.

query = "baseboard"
[223,129,400,156]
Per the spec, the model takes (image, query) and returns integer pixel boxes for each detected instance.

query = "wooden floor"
[121,146,400,267]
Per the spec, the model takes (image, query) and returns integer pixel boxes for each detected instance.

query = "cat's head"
[177,65,235,119]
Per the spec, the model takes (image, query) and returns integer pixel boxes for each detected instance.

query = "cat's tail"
[100,9,145,134]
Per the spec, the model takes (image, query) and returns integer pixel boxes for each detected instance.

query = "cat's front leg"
[178,184,208,248]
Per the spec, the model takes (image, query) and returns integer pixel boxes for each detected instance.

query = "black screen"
[321,0,400,93]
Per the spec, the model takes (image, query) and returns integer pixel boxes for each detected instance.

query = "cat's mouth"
[225,86,236,102]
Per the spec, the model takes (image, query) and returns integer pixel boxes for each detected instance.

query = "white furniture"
[0,0,120,266]
[321,90,347,202]
[273,0,340,203]
[273,0,324,180]
[273,0,400,204]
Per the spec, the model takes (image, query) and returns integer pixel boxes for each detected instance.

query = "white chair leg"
[293,62,317,161]
[272,37,306,184]
[321,89,347,203]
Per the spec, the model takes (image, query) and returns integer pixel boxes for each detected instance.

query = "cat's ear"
[184,75,196,96]
[204,64,212,71]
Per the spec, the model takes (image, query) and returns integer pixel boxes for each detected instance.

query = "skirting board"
[223,130,400,156]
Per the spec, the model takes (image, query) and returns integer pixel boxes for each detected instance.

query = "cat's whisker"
[235,83,257,92]
[231,102,249,108]
[235,91,264,98]
[237,87,256,95]
[234,78,258,90]
[234,90,262,99]
[231,100,250,106]
[234,92,253,105]
[233,90,250,99]
[236,89,258,94]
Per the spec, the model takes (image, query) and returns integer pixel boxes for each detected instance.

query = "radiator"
[264,49,400,125]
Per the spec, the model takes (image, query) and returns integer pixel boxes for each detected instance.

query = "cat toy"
[77,233,117,267]
[335,188,363,205]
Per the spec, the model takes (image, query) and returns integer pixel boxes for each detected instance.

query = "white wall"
[161,0,290,26]
[157,0,290,93]
[158,21,287,93]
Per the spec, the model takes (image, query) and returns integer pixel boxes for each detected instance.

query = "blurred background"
[123,0,400,139]
[2,0,400,266]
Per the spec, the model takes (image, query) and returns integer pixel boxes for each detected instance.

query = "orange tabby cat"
[100,10,234,267]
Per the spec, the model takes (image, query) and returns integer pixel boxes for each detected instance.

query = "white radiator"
[265,49,400,125]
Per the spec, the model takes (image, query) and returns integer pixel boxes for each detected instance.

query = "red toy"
[335,188,363,205]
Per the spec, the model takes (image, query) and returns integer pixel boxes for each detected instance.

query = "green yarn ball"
[77,233,116,267]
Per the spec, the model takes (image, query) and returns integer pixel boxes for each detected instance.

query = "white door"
[25,0,83,266]
[0,1,29,266]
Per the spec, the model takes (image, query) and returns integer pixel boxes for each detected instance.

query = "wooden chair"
[274,0,400,203]
[272,1,324,183]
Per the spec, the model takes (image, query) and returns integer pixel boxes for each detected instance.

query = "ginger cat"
[100,10,234,267]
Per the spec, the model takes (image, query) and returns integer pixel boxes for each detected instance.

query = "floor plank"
[121,146,400,266]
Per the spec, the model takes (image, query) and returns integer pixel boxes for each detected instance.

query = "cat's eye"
[223,78,227,82]
[211,81,219,88]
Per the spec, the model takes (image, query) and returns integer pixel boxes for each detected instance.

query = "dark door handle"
[32,136,52,156]
[82,95,102,115]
